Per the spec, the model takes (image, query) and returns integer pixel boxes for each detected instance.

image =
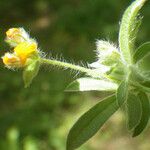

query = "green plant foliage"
[133,42,150,63]
[66,0,149,149]
[67,95,118,150]
[133,92,150,137]
[116,81,128,106]
[139,56,150,73]
[66,78,118,92]
[0,0,149,149]
[119,0,147,64]
[126,93,142,130]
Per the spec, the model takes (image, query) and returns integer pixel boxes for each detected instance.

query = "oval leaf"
[133,42,150,63]
[119,0,147,64]
[116,81,128,106]
[137,52,150,73]
[127,93,142,130]
[66,95,118,150]
[133,92,150,137]
[65,78,118,92]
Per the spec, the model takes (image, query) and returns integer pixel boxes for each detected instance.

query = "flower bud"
[89,40,125,81]
[5,28,31,47]
[96,40,121,66]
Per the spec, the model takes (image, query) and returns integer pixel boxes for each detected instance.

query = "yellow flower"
[2,53,21,68]
[2,27,40,87]
[6,28,21,39]
[2,42,38,68]
[5,28,31,47]
[14,42,38,65]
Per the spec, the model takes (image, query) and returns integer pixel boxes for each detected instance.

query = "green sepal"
[23,60,40,88]
[106,63,126,82]
[126,92,142,130]
[133,92,150,137]
[66,95,119,150]
[5,39,18,48]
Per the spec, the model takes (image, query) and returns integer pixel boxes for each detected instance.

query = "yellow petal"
[2,53,21,68]
[6,28,21,38]
[6,28,30,46]
[14,42,38,65]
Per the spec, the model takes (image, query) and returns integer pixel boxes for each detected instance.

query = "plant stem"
[40,58,101,78]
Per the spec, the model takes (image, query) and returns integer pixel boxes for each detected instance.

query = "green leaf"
[116,81,128,106]
[137,53,150,73]
[65,78,118,92]
[133,92,150,137]
[130,66,150,90]
[139,80,150,89]
[127,93,142,130]
[119,0,147,64]
[133,81,150,93]
[23,60,40,88]
[67,95,118,150]
[133,42,150,63]
[130,66,146,82]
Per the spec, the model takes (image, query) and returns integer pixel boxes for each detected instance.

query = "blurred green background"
[0,0,150,150]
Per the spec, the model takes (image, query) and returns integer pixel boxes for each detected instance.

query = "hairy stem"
[40,58,101,78]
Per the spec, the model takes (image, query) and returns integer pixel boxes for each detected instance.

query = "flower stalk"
[40,58,102,78]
